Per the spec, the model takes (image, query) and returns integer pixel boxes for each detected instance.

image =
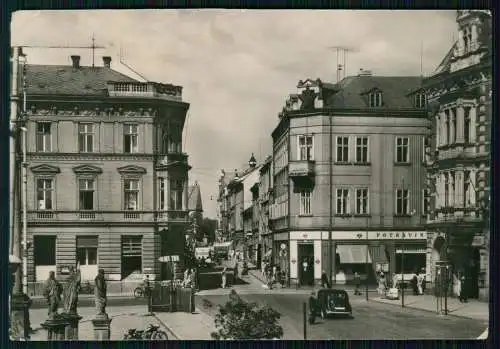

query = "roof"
[324,75,424,109]
[23,64,139,96]
[187,182,203,212]
[431,42,457,76]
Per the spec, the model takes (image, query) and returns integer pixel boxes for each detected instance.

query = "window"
[445,110,450,145]
[124,124,139,153]
[336,136,349,162]
[355,188,369,214]
[298,135,314,160]
[395,189,410,215]
[464,171,471,207]
[423,136,431,162]
[79,179,94,210]
[355,137,369,163]
[422,189,430,215]
[36,178,53,210]
[34,236,56,266]
[369,91,383,107]
[158,177,165,210]
[336,188,350,215]
[170,180,184,210]
[299,190,312,215]
[121,236,142,279]
[169,124,182,154]
[396,137,409,163]
[124,179,139,210]
[464,107,470,143]
[36,122,52,152]
[444,173,449,207]
[415,93,426,109]
[76,236,98,267]
[78,123,94,152]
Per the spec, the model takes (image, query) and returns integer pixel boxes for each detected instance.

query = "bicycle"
[124,324,168,340]
[134,286,146,299]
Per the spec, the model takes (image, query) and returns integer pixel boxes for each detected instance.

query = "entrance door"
[298,243,314,286]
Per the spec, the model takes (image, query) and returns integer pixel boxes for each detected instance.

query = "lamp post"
[365,217,369,301]
[401,208,417,308]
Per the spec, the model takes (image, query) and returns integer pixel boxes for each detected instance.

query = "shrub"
[210,290,283,340]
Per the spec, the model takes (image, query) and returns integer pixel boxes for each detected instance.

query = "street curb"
[369,297,488,322]
[152,314,180,340]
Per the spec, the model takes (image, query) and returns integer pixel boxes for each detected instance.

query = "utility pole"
[10,46,31,340]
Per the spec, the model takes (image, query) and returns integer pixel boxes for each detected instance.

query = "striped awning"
[337,245,372,264]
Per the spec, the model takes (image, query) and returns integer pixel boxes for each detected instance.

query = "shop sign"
[315,259,320,264]
[371,231,427,240]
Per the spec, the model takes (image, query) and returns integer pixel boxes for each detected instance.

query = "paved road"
[195,292,487,340]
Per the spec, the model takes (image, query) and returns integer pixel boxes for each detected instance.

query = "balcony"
[289,160,315,178]
[106,82,183,101]
[426,206,485,229]
[156,152,190,171]
[27,210,183,224]
[437,144,478,162]
[155,210,189,224]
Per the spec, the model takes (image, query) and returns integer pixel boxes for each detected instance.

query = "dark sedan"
[315,289,353,319]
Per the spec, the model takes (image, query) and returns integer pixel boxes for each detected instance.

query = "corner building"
[423,10,491,300]
[269,74,431,286]
[24,55,191,286]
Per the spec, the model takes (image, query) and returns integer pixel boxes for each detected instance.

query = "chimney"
[70,55,81,68]
[102,56,112,68]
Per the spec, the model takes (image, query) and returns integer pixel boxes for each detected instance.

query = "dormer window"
[415,93,426,109]
[369,91,383,107]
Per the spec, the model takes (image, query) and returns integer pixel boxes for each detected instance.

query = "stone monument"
[91,269,112,340]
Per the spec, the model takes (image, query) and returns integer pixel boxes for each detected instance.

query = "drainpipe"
[329,112,333,284]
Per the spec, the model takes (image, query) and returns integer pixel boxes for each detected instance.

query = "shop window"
[121,236,143,279]
[77,236,98,280]
[33,235,56,282]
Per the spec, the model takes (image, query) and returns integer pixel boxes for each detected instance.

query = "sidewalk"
[154,309,216,340]
[370,293,489,322]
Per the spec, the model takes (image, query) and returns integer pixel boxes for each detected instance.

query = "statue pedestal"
[62,313,82,340]
[91,313,112,340]
[10,293,32,340]
[41,315,68,341]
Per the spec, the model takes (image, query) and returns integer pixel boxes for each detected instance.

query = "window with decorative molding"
[124,179,139,210]
[355,188,369,214]
[78,123,94,153]
[369,91,383,107]
[299,190,312,215]
[36,122,52,152]
[298,135,314,161]
[464,171,471,207]
[124,124,139,153]
[170,179,184,210]
[395,189,410,215]
[415,93,426,109]
[336,136,349,162]
[395,137,410,163]
[444,173,449,207]
[36,178,53,210]
[336,188,350,215]
[79,179,95,210]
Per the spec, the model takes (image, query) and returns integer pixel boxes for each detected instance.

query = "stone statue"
[42,271,62,319]
[62,265,81,314]
[299,86,318,110]
[94,269,107,315]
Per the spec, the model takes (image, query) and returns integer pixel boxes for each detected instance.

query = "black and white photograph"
[8,9,491,341]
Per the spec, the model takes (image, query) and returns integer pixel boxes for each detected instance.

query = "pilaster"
[456,105,465,144]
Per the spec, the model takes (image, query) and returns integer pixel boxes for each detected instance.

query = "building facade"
[258,156,274,265]
[25,55,191,284]
[423,10,491,300]
[269,75,431,286]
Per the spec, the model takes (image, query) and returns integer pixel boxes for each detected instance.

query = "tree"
[211,290,284,340]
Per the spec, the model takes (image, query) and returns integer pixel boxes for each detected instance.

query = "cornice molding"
[27,104,157,118]
[117,165,147,175]
[30,164,61,174]
[73,164,103,174]
[28,152,154,162]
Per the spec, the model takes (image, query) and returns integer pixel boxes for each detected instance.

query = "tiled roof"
[22,64,138,96]
[188,183,203,212]
[324,75,424,109]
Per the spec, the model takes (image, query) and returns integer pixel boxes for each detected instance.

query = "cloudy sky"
[12,10,458,218]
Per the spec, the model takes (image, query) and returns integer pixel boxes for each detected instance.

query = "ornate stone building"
[24,55,191,285]
[423,10,491,300]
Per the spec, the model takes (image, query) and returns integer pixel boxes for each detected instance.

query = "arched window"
[369,91,383,107]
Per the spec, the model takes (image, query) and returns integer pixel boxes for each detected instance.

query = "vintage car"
[315,289,353,318]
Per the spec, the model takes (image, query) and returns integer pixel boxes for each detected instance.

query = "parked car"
[314,289,353,319]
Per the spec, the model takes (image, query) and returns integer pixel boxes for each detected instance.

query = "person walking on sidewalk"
[308,290,317,324]
[417,271,424,295]
[378,272,387,297]
[321,270,331,289]
[221,267,228,289]
[353,272,362,295]
[459,275,468,303]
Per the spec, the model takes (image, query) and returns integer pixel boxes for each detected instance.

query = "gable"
[30,164,61,174]
[72,165,103,174]
[117,165,147,175]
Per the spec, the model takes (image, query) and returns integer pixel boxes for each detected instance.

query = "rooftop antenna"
[118,43,149,82]
[329,46,359,83]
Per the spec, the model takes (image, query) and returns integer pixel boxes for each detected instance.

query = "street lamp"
[401,208,417,308]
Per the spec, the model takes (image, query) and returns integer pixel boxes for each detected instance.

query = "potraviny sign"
[324,231,427,240]
[158,255,180,262]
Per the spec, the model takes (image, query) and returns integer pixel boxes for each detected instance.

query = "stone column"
[165,177,170,211]
[469,170,477,207]
[469,105,477,143]
[41,316,68,341]
[448,172,454,207]
[442,111,448,146]
[455,171,464,208]
[434,174,441,209]
[439,173,446,208]
[471,24,478,49]
[92,314,112,341]
[449,109,456,144]
[435,114,441,149]
[456,105,465,144]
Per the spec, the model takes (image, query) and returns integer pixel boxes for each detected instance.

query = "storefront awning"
[337,245,372,264]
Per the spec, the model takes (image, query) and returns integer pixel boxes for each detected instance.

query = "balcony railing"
[428,206,485,225]
[437,144,477,161]
[106,82,183,101]
[28,210,187,223]
[289,160,315,178]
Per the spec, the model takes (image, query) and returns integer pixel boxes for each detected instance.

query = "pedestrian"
[421,268,426,294]
[354,272,362,295]
[308,290,317,324]
[411,273,419,295]
[378,272,387,297]
[261,260,266,277]
[321,270,330,289]
[417,272,424,295]
[221,267,227,289]
[459,275,468,303]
